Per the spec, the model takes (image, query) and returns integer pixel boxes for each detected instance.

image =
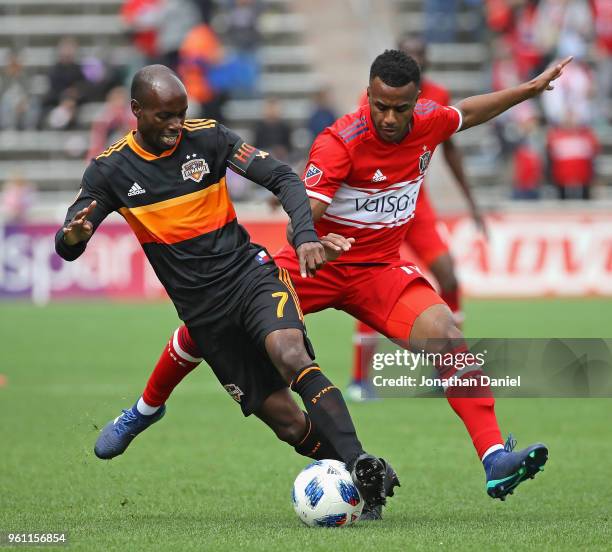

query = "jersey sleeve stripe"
[338,118,366,136]
[342,127,368,143]
[448,105,463,132]
[184,123,216,131]
[305,190,333,204]
[184,118,216,126]
[95,137,128,159]
[118,178,236,244]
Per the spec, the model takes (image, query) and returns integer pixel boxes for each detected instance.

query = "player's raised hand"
[320,233,355,262]
[296,241,326,278]
[530,56,573,95]
[62,200,97,245]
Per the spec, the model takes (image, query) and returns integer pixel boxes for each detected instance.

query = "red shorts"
[403,188,449,268]
[273,245,440,338]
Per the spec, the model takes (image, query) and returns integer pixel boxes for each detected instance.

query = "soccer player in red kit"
[97,50,571,501]
[349,36,486,400]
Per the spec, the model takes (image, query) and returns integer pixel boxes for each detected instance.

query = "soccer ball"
[292,459,364,527]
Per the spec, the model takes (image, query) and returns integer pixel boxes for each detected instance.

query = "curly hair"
[369,49,421,87]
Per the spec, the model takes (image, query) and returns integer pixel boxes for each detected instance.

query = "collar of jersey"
[364,104,414,147]
[126,130,182,161]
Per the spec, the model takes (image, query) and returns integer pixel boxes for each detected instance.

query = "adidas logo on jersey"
[127,183,146,197]
[372,169,387,182]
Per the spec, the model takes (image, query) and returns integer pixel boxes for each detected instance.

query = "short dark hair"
[369,49,420,87]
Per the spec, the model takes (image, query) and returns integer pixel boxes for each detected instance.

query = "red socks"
[352,320,378,382]
[438,346,503,459]
[141,325,202,407]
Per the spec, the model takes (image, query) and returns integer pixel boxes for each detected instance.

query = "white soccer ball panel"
[292,459,364,527]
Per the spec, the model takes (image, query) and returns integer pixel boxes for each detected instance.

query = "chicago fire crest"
[418,148,431,174]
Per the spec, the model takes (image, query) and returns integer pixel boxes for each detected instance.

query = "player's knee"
[266,330,311,382]
[411,304,462,354]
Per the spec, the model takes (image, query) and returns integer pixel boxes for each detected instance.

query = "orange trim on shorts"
[279,267,304,320]
[118,178,236,244]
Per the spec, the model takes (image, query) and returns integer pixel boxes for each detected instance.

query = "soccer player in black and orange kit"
[102,51,573,503]
[55,65,399,516]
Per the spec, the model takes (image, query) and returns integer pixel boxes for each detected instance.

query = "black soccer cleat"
[349,453,387,512]
[484,434,548,501]
[360,458,401,521]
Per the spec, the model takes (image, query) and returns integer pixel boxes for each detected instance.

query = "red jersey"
[303,100,462,263]
[547,127,599,186]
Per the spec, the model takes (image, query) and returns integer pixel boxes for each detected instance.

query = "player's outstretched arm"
[55,164,116,261]
[456,57,573,131]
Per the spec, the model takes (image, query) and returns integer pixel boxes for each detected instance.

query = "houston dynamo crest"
[224,384,245,403]
[182,156,210,182]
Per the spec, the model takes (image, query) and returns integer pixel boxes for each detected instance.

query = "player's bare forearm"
[442,140,470,196]
[457,57,572,131]
[442,140,487,235]
[456,83,534,131]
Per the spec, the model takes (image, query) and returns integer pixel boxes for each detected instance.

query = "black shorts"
[186,263,314,416]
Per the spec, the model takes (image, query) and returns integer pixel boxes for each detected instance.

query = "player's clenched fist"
[62,200,97,245]
[321,233,355,262]
[296,241,326,278]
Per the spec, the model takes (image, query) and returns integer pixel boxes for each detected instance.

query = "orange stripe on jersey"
[96,137,128,159]
[118,178,236,244]
[126,131,182,161]
[185,118,216,125]
[184,118,216,127]
[184,122,216,131]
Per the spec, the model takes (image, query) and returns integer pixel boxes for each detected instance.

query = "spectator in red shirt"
[121,0,162,64]
[512,114,544,200]
[591,0,612,125]
[546,110,599,200]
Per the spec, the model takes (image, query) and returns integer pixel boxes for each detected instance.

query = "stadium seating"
[395,0,611,190]
[0,0,321,192]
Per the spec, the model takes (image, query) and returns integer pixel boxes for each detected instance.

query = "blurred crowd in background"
[0,0,610,221]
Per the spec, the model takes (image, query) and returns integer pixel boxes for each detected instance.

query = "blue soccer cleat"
[484,434,548,501]
[94,403,166,459]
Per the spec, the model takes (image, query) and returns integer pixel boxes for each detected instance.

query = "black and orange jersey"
[55,119,318,325]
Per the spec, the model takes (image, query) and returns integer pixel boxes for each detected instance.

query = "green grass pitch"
[1,298,611,551]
